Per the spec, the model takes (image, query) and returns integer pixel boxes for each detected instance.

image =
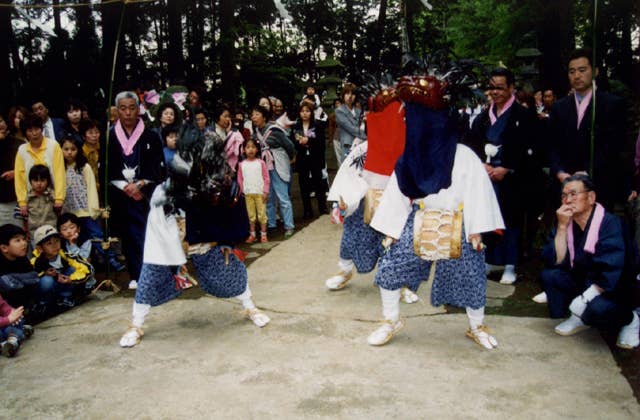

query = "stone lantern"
[316,56,345,109]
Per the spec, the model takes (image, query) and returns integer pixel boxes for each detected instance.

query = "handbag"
[413,204,463,261]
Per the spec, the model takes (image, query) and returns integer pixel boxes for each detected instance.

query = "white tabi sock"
[132,302,151,328]
[380,287,401,322]
[235,286,256,310]
[338,258,355,273]
[466,306,485,330]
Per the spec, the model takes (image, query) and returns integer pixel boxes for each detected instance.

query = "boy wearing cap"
[31,225,92,312]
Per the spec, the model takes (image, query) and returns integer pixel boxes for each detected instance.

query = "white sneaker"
[532,292,548,303]
[499,265,516,284]
[400,287,419,304]
[325,270,353,290]
[617,312,639,349]
[554,314,589,336]
[128,280,138,290]
[485,263,502,275]
[367,319,405,346]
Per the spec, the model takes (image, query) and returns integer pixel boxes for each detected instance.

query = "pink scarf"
[115,119,145,156]
[224,131,244,171]
[574,89,593,129]
[255,127,275,171]
[567,202,605,267]
[489,95,516,126]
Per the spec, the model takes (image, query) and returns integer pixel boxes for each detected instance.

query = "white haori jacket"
[370,144,505,241]
[327,141,392,217]
[143,184,187,266]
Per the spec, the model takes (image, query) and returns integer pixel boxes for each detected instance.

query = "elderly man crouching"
[541,174,639,348]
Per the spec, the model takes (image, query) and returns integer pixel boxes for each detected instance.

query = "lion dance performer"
[325,82,418,304]
[119,127,270,348]
[367,68,505,349]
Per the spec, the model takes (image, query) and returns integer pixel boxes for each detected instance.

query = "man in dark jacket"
[548,48,626,210]
[108,91,166,289]
[465,67,536,285]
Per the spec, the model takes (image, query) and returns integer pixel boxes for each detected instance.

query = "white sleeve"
[370,172,412,239]
[327,143,369,216]
[459,146,505,237]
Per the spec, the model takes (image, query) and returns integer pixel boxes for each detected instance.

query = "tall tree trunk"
[372,0,388,69]
[187,0,205,86]
[0,0,14,103]
[343,0,355,77]
[101,0,122,94]
[52,0,62,35]
[219,0,236,101]
[616,0,632,86]
[167,0,185,83]
[537,0,573,95]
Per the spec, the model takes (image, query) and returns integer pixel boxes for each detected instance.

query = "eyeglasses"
[561,190,590,201]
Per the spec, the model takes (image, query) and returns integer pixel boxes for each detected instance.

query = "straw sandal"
[466,325,498,350]
[245,308,270,328]
[325,270,354,290]
[119,326,144,348]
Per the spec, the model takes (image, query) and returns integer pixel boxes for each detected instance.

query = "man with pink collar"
[548,48,625,210]
[465,67,535,285]
[108,91,166,289]
[541,174,639,349]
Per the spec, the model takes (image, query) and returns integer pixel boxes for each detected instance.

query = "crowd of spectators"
[2,46,640,355]
[0,86,336,356]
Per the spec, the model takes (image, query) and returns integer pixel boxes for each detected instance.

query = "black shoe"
[57,297,75,308]
[109,256,126,272]
[23,325,34,339]
[1,339,19,357]
[30,302,48,317]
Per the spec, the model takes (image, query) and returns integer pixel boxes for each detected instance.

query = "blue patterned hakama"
[375,207,486,309]
[340,202,384,273]
[135,246,248,306]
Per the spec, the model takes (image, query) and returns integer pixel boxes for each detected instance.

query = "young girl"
[60,137,124,271]
[26,165,57,239]
[79,119,102,190]
[237,138,270,243]
[162,126,179,168]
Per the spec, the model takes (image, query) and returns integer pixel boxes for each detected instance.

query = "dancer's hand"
[469,234,483,252]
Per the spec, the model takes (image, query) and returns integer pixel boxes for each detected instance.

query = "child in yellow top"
[14,115,66,217]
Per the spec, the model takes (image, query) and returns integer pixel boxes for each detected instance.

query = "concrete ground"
[1,216,639,419]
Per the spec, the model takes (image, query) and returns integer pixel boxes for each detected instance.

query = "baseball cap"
[33,224,60,246]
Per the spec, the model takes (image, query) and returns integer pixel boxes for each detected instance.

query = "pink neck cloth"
[567,202,605,267]
[574,89,593,129]
[115,119,145,156]
[489,94,516,125]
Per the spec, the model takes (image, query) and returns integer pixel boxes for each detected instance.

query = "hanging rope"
[589,0,598,177]
[99,0,128,283]
[0,0,158,9]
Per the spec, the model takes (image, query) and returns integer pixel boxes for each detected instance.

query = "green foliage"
[2,0,638,116]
